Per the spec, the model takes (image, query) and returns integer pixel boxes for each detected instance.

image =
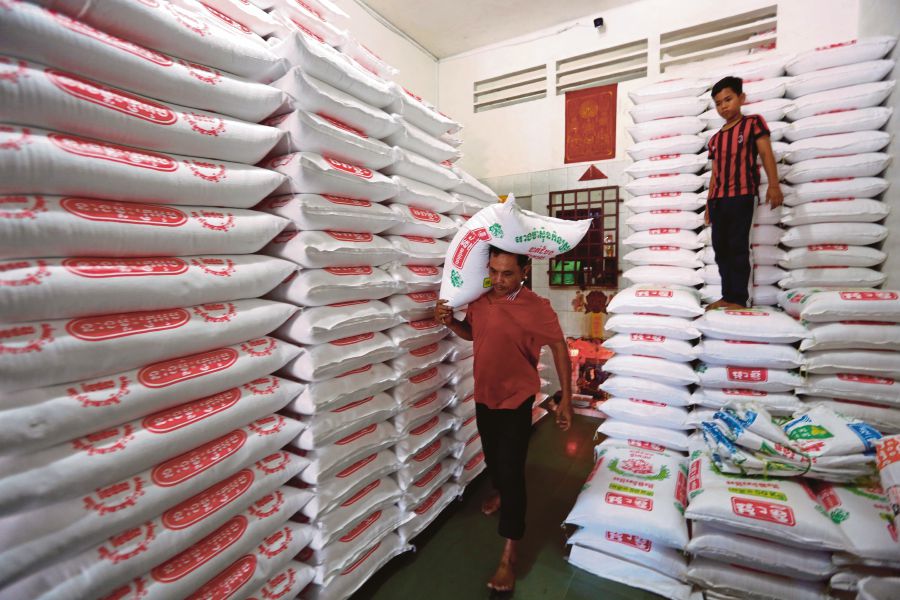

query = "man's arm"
[756,135,783,209]
[434,299,473,341]
[705,168,717,225]
[549,339,572,431]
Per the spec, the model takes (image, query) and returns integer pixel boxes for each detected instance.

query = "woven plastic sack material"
[186,0,288,37]
[685,453,846,549]
[300,449,400,522]
[781,199,890,226]
[785,107,893,142]
[624,246,703,268]
[439,197,591,307]
[386,205,458,238]
[818,484,900,561]
[266,110,395,170]
[804,350,900,377]
[386,82,460,137]
[628,97,708,123]
[809,399,900,434]
[272,30,393,109]
[275,300,396,346]
[448,194,491,218]
[387,291,441,323]
[446,335,474,361]
[0,58,284,164]
[628,78,710,104]
[780,267,886,290]
[783,404,883,457]
[568,528,687,581]
[697,364,803,393]
[781,223,888,248]
[0,126,285,208]
[387,264,442,293]
[695,339,802,369]
[701,98,793,128]
[695,307,809,343]
[802,321,900,352]
[393,389,455,433]
[785,81,896,122]
[0,2,287,123]
[297,419,399,486]
[797,290,900,323]
[607,285,702,318]
[383,148,460,190]
[599,398,690,430]
[876,436,900,516]
[626,135,705,161]
[0,255,293,323]
[267,152,398,201]
[387,319,448,351]
[390,365,456,407]
[389,175,460,213]
[625,192,705,213]
[623,265,704,288]
[598,419,690,451]
[0,379,301,516]
[398,433,458,487]
[786,59,895,98]
[261,194,399,234]
[309,476,402,551]
[691,388,802,415]
[273,69,399,139]
[604,354,698,386]
[786,131,892,164]
[296,393,398,451]
[856,576,900,600]
[0,299,296,393]
[786,153,892,184]
[568,544,691,600]
[339,34,398,79]
[565,440,688,548]
[184,0,276,45]
[742,76,792,102]
[626,209,705,231]
[290,361,397,415]
[0,337,299,454]
[400,457,456,510]
[625,173,704,196]
[268,266,397,307]
[604,313,701,341]
[399,482,460,544]
[449,167,498,204]
[306,534,411,600]
[276,0,346,46]
[686,558,828,600]
[801,374,898,406]
[603,333,695,363]
[265,230,400,269]
[181,554,314,600]
[0,197,288,260]
[382,117,460,164]
[789,177,890,206]
[282,332,399,383]
[624,228,702,250]
[787,37,898,75]
[751,245,787,266]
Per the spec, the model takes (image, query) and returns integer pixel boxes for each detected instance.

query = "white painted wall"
[331,0,439,102]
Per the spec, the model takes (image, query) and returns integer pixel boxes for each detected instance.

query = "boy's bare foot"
[723,302,745,310]
[706,299,727,311]
[482,491,501,516]
[487,539,517,593]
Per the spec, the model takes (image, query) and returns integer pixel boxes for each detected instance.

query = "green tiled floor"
[352,415,666,599]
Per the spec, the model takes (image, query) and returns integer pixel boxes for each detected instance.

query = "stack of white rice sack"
[779,37,897,291]
[564,439,693,600]
[0,1,322,598]
[781,288,900,435]
[600,285,704,453]
[696,52,795,307]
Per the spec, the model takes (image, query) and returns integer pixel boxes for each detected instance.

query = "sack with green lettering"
[817,483,900,562]
[439,195,591,307]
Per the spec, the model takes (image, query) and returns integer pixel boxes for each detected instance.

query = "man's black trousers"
[475,396,534,541]
[709,194,755,307]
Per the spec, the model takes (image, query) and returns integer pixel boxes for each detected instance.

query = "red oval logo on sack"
[408,291,439,304]
[138,347,238,388]
[52,11,174,65]
[410,318,440,331]
[403,235,436,244]
[465,452,485,470]
[330,332,375,346]
[410,367,438,384]
[200,2,253,34]
[61,197,188,226]
[340,510,382,542]
[187,555,256,600]
[726,367,769,383]
[143,388,242,433]
[255,452,291,475]
[249,415,287,436]
[808,244,848,251]
[162,469,254,530]
[249,490,286,518]
[410,416,439,436]
[341,542,381,575]
[407,266,439,276]
[338,364,373,377]
[152,516,248,583]
[722,389,766,396]
[341,479,381,508]
[325,266,373,276]
[332,396,375,413]
[290,19,325,43]
[323,194,372,207]
[45,69,177,125]
[72,424,135,456]
[49,133,179,171]
[409,207,440,223]
[83,477,145,516]
[839,291,898,301]
[413,439,442,462]
[415,487,444,515]
[413,392,438,408]
[649,246,679,251]
[605,532,652,552]
[635,289,672,298]
[63,257,188,278]
[325,157,373,179]
[193,302,236,323]
[336,423,378,445]
[630,333,665,343]
[326,231,374,242]
[184,112,227,136]
[336,452,378,478]
[152,430,248,486]
[837,374,893,385]
[649,228,681,234]
[0,195,47,220]
[414,462,443,488]
[98,523,156,564]
[410,343,439,357]
[66,308,190,341]
[317,114,366,138]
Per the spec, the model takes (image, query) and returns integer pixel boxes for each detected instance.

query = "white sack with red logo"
[756,265,788,286]
[695,307,808,343]
[686,558,827,600]
[784,107,893,142]
[387,235,449,266]
[623,246,702,268]
[394,388,455,433]
[603,333,695,363]
[789,177,890,206]
[626,209,705,231]
[386,82,460,137]
[0,337,298,453]
[702,98,794,128]
[568,544,692,600]
[819,484,900,561]
[395,412,457,462]
[338,34,398,80]
[779,267,886,289]
[0,380,301,515]
[799,290,900,323]
[261,194,400,234]
[628,97,708,123]
[387,292,441,323]
[453,355,475,382]
[599,398,690,430]
[876,436,900,515]
[805,350,900,377]
[598,419,690,452]
[786,131,892,163]
[281,332,399,382]
[267,266,397,307]
[275,0,346,47]
[290,362,397,415]
[273,69,399,139]
[455,450,487,486]
[295,393,399,451]
[275,300,397,345]
[628,78,710,104]
[449,193,492,217]
[0,299,297,392]
[451,413,478,444]
[623,228,702,250]
[0,427,301,588]
[385,204,457,238]
[565,440,689,548]
[391,365,456,407]
[569,528,687,581]
[245,561,316,600]
[624,173,704,196]
[387,319,449,350]
[625,192,705,213]
[0,58,284,164]
[623,265,704,287]
[685,453,846,549]
[300,450,399,524]
[608,284,703,318]
[181,0,288,38]
[398,434,459,488]
[298,420,399,486]
[786,37,897,75]
[0,2,287,122]
[389,175,460,213]
[446,335,474,361]
[400,482,460,544]
[448,167,498,205]
[0,255,295,323]
[691,388,802,416]
[780,245,886,269]
[604,313,701,340]
[382,117,461,163]
[0,197,289,260]
[599,375,694,406]
[627,135,706,161]
[76,486,312,600]
[266,109,395,170]
[786,60,896,98]
[801,374,898,405]
[309,476,402,551]
[307,533,411,600]
[802,321,900,352]
[781,199,890,226]
[785,81,895,122]
[264,230,401,269]
[266,152,398,202]
[810,399,900,433]
[694,339,803,369]
[179,0,274,45]
[387,264,442,293]
[0,126,285,208]
[400,458,456,511]
[627,116,705,144]
[383,147,461,190]
[786,153,892,184]
[696,363,803,393]
[272,30,393,108]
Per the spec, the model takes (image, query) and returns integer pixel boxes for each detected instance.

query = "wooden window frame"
[547,186,620,288]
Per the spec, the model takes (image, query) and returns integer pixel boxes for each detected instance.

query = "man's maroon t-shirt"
[465,287,564,410]
[708,113,770,199]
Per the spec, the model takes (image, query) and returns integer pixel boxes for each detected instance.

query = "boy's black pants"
[709,194,755,307]
[475,396,534,540]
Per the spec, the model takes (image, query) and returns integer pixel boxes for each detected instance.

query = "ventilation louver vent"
[555,39,649,95]
[474,64,548,112]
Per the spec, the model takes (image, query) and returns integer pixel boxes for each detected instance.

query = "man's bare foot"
[487,539,517,593]
[706,299,727,312]
[482,492,501,516]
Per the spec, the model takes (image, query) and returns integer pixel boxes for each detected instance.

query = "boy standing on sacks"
[434,246,573,594]
[706,76,784,309]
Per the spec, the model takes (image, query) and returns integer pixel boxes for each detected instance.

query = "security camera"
[593,17,604,28]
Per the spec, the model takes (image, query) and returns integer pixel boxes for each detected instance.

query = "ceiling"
[356,0,637,59]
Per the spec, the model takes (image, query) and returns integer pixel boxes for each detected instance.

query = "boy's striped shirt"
[708,113,770,199]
